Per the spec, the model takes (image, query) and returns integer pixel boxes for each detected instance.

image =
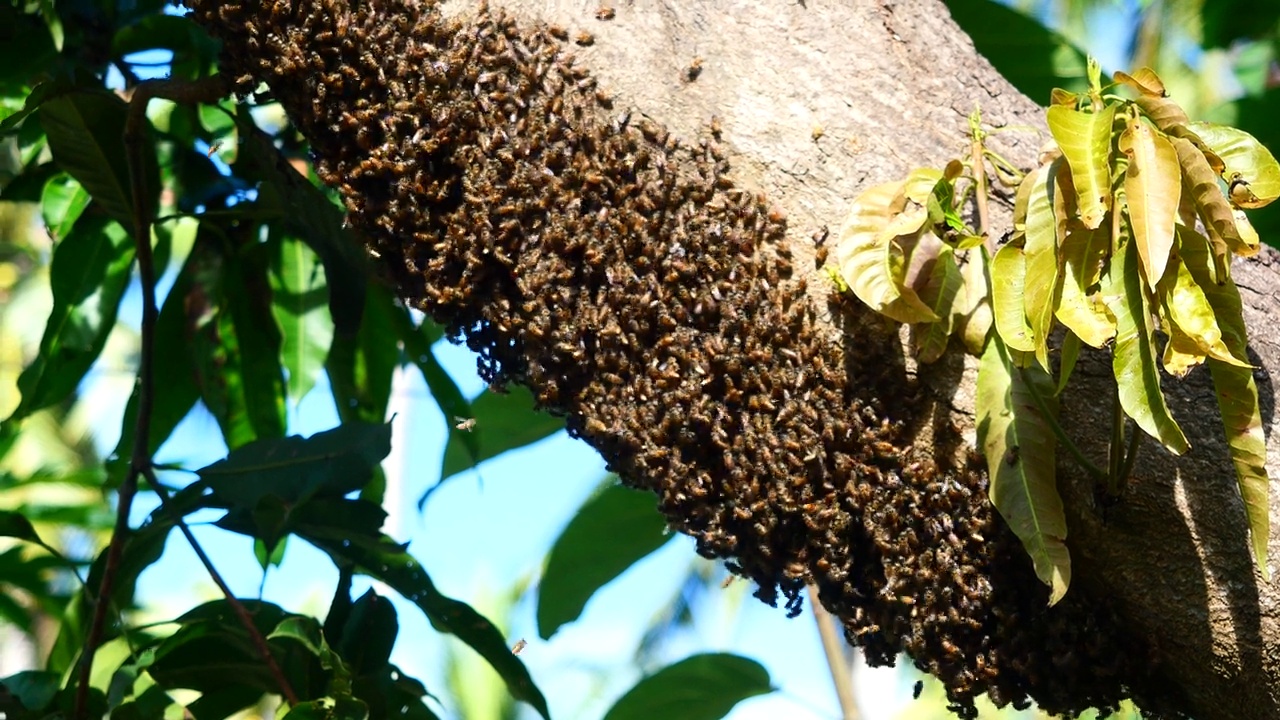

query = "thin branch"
[75,75,300,719]
[806,584,860,720]
[968,107,993,252]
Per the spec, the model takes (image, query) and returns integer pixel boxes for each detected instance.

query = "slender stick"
[806,584,860,720]
[968,108,993,249]
[75,75,300,718]
[1108,388,1126,497]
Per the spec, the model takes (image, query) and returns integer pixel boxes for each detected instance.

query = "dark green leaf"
[0,510,43,545]
[197,422,392,509]
[282,697,370,720]
[39,90,158,233]
[538,482,670,639]
[8,216,135,422]
[437,384,565,488]
[0,671,59,714]
[337,589,398,676]
[327,282,399,427]
[942,0,1089,102]
[223,241,287,441]
[184,685,265,720]
[601,654,773,720]
[294,529,550,719]
[269,615,325,657]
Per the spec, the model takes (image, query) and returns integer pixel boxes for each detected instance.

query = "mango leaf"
[836,182,938,323]
[912,243,964,363]
[1120,119,1181,290]
[1180,228,1270,577]
[39,90,158,234]
[1116,69,1196,137]
[1160,315,1208,378]
[40,172,90,240]
[1114,68,1167,96]
[1158,254,1249,368]
[270,232,333,403]
[902,168,944,206]
[436,384,565,489]
[197,422,392,510]
[537,481,671,640]
[976,335,1070,605]
[326,282,399,428]
[292,519,550,719]
[1102,236,1189,454]
[1022,162,1059,370]
[1055,225,1115,347]
[1171,136,1241,262]
[601,653,773,720]
[1056,330,1081,395]
[1232,209,1261,255]
[1189,121,1280,209]
[1047,105,1116,229]
[953,248,992,355]
[281,698,369,720]
[991,244,1035,353]
[7,216,135,422]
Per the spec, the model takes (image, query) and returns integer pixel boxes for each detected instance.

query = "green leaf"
[436,384,565,489]
[326,282,399,428]
[336,589,398,676]
[911,243,964,363]
[1056,329,1081,395]
[0,510,43,546]
[835,181,938,323]
[1120,118,1181,291]
[1022,162,1060,370]
[197,422,392,510]
[0,671,60,714]
[942,0,1089,102]
[1102,235,1189,454]
[282,698,371,720]
[40,172,91,240]
[953,248,992,355]
[39,90,158,234]
[990,244,1035,353]
[269,615,325,657]
[601,653,773,720]
[293,529,550,719]
[8,216,135,422]
[537,481,671,639]
[1180,227,1270,578]
[1047,105,1116,229]
[224,241,287,442]
[976,334,1070,605]
[271,232,333,403]
[1189,121,1280,209]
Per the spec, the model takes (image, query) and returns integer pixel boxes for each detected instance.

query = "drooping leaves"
[1021,162,1060,370]
[1047,104,1115,229]
[1103,236,1189,454]
[1055,225,1115,347]
[1171,135,1241,262]
[976,334,1070,605]
[835,181,939,323]
[911,243,965,363]
[537,481,671,639]
[990,244,1035,353]
[1188,121,1280,209]
[1119,117,1181,291]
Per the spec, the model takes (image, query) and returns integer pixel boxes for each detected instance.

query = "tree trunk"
[186,1,1280,717]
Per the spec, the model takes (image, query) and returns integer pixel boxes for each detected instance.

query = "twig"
[76,75,300,718]
[806,584,860,720]
[968,107,993,252]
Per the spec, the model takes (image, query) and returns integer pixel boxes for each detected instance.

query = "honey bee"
[685,57,703,82]
[454,417,477,431]
[575,31,595,46]
[206,141,222,157]
[595,5,616,20]
[511,638,527,655]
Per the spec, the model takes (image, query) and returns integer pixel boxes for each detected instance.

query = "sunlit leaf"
[1115,69,1196,137]
[1056,330,1081,395]
[1232,209,1261,255]
[976,335,1070,605]
[1120,118,1180,290]
[40,172,90,240]
[271,232,333,403]
[1047,105,1115,229]
[601,654,773,720]
[1102,237,1188,454]
[1022,162,1059,370]
[902,167,944,206]
[538,482,671,640]
[991,244,1035,353]
[1171,136,1241,263]
[836,182,938,323]
[953,248,992,355]
[1055,224,1115,347]
[943,0,1089,101]
[7,217,135,422]
[1189,121,1280,209]
[912,243,964,363]
[1180,228,1270,577]
[1157,254,1249,368]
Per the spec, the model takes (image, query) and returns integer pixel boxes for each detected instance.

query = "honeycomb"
[183,0,1185,716]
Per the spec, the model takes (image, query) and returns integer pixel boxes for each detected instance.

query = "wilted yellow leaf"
[991,245,1035,353]
[1188,121,1280,209]
[835,182,939,323]
[1055,226,1115,347]
[1022,163,1059,371]
[1158,254,1250,368]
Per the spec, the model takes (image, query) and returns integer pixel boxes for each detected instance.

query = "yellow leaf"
[1119,119,1180,291]
[1157,253,1251,368]
[1188,121,1280,209]
[1047,104,1116,229]
[1055,226,1115,347]
[953,248,992,356]
[835,182,939,323]
[1171,136,1243,260]
[1022,163,1059,370]
[912,243,964,364]
[991,245,1035,353]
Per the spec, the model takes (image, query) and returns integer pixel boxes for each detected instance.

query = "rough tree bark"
[191,0,1279,717]
[452,1,1280,717]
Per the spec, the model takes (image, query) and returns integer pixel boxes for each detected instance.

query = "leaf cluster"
[835,60,1278,604]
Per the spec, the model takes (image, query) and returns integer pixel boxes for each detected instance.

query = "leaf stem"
[968,107,993,252]
[1108,387,1126,497]
[806,584,861,720]
[1116,416,1142,496]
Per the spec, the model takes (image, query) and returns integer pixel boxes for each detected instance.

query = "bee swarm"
[185,0,1184,716]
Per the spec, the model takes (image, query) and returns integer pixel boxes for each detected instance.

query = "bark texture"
[185,0,1280,717]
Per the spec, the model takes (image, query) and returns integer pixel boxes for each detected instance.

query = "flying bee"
[454,417,477,431]
[206,141,222,158]
[511,639,527,655]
